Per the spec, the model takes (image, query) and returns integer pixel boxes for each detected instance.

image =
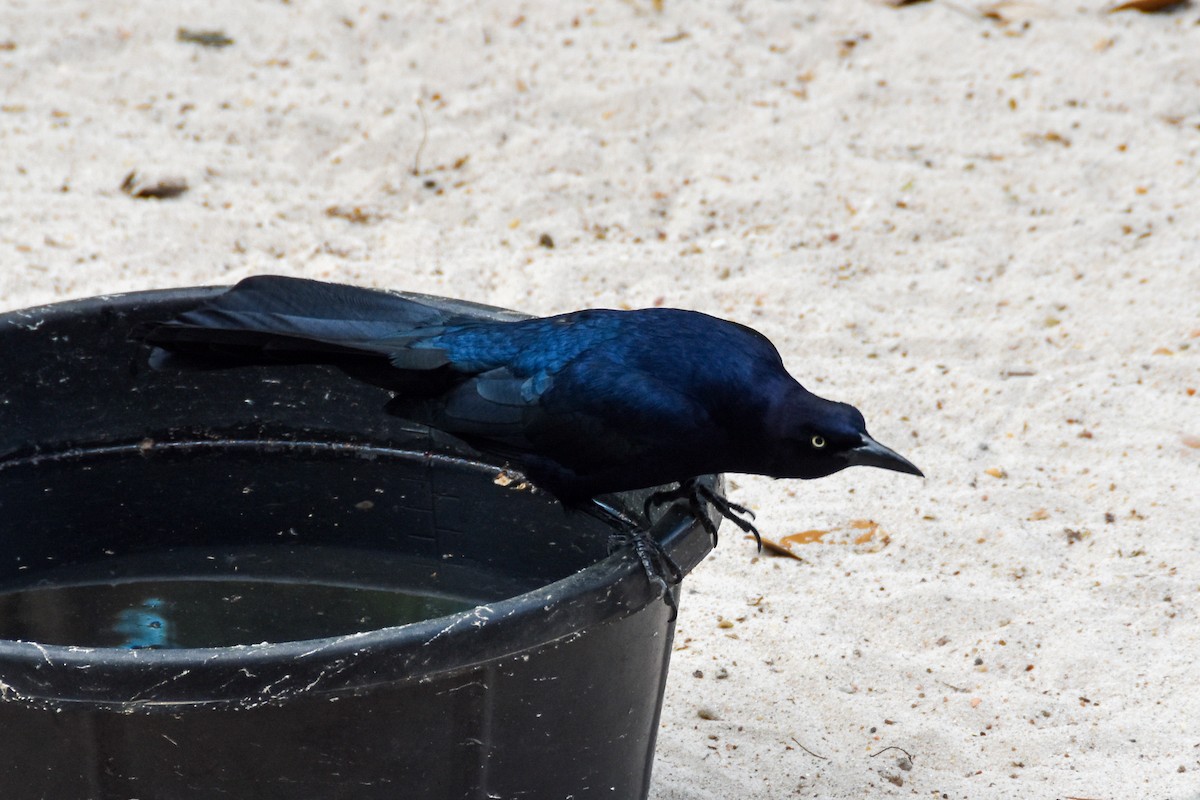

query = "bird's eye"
[811,435,826,449]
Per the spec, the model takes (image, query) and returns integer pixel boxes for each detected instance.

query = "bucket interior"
[0,436,610,649]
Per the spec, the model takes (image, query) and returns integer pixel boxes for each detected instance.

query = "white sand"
[3,1,1199,796]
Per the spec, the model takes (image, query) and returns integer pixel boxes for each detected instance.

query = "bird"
[135,276,922,586]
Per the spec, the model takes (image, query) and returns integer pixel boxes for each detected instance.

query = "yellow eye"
[811,435,826,449]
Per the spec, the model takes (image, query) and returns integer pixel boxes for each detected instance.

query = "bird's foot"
[589,498,682,618]
[606,527,685,586]
[643,478,761,551]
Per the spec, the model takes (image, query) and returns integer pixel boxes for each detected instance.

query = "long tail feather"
[135,276,459,353]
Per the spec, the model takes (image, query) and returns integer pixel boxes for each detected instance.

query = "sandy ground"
[3,1,1199,797]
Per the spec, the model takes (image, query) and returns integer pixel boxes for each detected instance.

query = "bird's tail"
[133,276,505,396]
[135,276,530,395]
[134,275,464,362]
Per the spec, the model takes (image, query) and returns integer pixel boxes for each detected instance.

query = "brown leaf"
[848,519,881,545]
[758,535,805,560]
[783,529,830,545]
[1108,0,1188,12]
[1182,435,1200,449]
[760,520,892,558]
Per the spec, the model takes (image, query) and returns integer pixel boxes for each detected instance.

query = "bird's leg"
[588,498,683,617]
[643,478,761,551]
[591,498,684,584]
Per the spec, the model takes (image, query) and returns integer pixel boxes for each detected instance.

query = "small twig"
[870,745,914,761]
[937,679,969,693]
[791,737,828,760]
[177,28,234,48]
[412,99,428,176]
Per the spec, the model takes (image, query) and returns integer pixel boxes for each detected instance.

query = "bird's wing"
[387,367,551,439]
[391,354,713,476]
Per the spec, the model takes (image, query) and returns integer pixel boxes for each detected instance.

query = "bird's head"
[764,389,924,481]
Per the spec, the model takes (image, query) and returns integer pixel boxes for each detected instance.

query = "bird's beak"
[845,434,924,477]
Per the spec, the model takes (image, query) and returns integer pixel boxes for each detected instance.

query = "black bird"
[136,276,922,566]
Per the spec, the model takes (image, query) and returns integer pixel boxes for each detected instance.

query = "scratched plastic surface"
[0,546,512,649]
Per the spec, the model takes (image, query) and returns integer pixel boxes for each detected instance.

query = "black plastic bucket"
[0,288,716,799]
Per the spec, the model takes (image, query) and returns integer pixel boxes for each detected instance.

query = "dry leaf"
[783,529,829,545]
[492,470,529,490]
[984,467,1008,479]
[1029,508,1049,521]
[760,519,890,557]
[758,534,806,561]
[1182,435,1200,449]
[1108,0,1187,11]
[758,535,805,560]
[849,519,881,545]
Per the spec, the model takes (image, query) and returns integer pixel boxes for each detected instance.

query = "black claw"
[624,532,681,621]
[643,478,761,551]
[611,527,683,585]
[589,497,682,616]
[690,493,719,547]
